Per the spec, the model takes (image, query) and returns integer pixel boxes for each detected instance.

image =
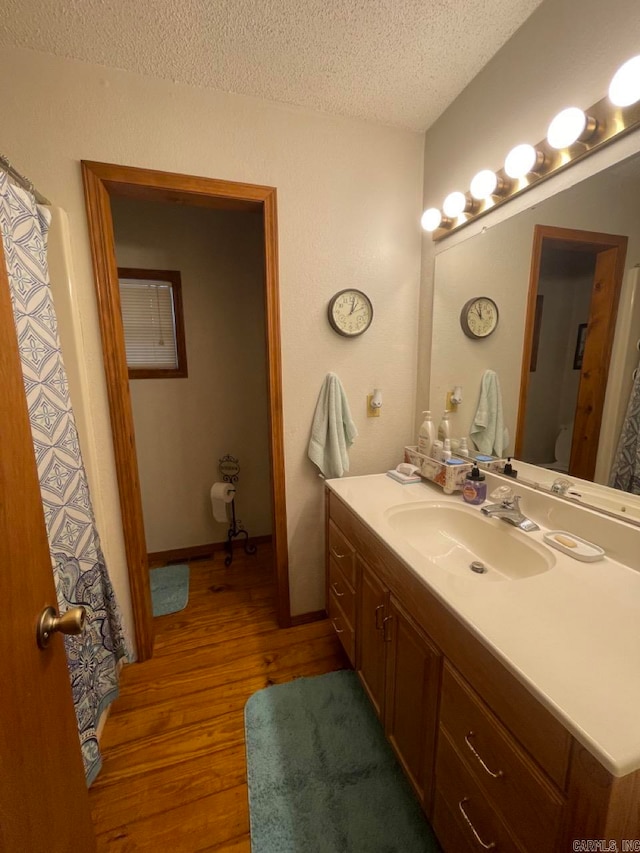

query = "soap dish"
[543,530,605,562]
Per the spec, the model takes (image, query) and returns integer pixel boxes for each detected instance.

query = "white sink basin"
[384,502,555,581]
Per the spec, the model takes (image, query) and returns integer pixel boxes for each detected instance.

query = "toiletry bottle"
[441,438,452,461]
[431,440,444,461]
[458,436,469,455]
[418,411,435,458]
[438,411,451,443]
[463,465,487,505]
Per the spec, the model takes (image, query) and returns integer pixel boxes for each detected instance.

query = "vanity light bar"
[423,55,640,241]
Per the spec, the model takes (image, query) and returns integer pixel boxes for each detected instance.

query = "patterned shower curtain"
[0,172,129,784]
[609,366,640,494]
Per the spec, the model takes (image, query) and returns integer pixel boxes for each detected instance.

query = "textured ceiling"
[0,0,543,131]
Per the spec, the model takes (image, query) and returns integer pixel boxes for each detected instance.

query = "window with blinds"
[118,268,188,379]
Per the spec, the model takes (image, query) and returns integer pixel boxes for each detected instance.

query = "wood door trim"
[82,161,291,661]
[515,224,628,465]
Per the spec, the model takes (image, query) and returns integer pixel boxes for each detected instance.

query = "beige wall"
[1,46,424,642]
[419,0,640,434]
[111,198,272,553]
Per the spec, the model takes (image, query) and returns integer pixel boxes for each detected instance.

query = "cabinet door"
[356,557,388,719]
[384,595,442,812]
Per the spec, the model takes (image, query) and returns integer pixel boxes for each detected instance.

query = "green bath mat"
[150,564,190,616]
[244,670,440,853]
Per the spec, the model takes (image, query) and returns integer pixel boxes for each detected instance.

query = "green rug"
[244,670,440,852]
[150,564,190,616]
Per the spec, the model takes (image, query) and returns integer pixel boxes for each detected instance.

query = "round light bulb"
[547,107,587,149]
[420,208,442,232]
[609,55,640,107]
[443,191,467,218]
[504,144,538,179]
[470,169,498,200]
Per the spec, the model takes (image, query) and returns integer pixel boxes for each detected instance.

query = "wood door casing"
[384,595,442,812]
[0,238,96,849]
[515,225,628,480]
[356,557,387,720]
[82,160,291,660]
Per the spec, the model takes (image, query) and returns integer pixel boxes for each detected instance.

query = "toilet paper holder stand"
[219,455,257,567]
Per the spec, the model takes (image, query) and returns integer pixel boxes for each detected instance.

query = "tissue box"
[404,446,473,494]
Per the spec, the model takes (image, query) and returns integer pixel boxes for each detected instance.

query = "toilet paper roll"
[210,482,236,523]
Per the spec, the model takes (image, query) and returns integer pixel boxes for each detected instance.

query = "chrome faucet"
[481,494,539,532]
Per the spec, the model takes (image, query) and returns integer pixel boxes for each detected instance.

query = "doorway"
[515,225,628,481]
[82,162,291,661]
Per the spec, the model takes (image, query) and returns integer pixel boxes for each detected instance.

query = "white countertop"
[327,473,640,778]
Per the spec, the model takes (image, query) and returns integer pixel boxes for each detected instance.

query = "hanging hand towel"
[308,373,358,479]
[469,369,509,457]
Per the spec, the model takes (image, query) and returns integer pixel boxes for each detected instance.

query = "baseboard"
[290,609,328,626]
[148,535,272,568]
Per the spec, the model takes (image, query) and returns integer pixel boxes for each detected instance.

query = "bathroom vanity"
[325,473,640,851]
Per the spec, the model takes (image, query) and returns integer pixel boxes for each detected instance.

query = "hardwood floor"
[89,545,347,851]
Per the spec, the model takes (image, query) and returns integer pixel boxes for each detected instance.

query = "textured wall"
[1,47,424,636]
[112,198,272,553]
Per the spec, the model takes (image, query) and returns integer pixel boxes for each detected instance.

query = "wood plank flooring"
[89,545,347,851]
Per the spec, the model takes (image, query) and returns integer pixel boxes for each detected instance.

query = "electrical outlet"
[367,395,380,417]
[446,391,458,412]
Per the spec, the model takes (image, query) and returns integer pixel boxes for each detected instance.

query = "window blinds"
[119,279,178,370]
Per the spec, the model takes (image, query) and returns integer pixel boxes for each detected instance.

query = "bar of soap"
[554,534,577,548]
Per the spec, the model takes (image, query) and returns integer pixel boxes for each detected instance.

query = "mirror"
[431,147,640,522]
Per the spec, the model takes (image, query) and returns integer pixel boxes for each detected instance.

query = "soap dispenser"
[418,411,436,457]
[463,465,487,505]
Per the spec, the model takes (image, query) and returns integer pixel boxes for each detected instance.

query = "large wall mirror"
[430,142,640,522]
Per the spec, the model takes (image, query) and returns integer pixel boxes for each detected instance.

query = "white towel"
[308,373,358,479]
[469,369,509,457]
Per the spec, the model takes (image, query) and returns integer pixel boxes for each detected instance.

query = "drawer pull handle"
[330,547,347,560]
[331,618,345,635]
[464,732,504,779]
[382,615,393,643]
[375,604,384,630]
[458,798,496,850]
[331,582,345,597]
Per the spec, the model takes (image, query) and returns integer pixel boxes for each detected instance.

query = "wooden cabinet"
[356,557,388,718]
[357,556,441,810]
[384,595,441,810]
[326,487,640,852]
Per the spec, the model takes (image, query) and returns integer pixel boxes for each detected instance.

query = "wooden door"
[0,245,96,848]
[384,596,442,813]
[356,557,388,720]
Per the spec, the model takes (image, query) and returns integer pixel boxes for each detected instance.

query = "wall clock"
[328,289,374,337]
[460,296,499,339]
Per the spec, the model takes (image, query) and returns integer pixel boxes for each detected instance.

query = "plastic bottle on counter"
[441,438,452,461]
[418,411,436,458]
[438,411,451,443]
[431,440,444,461]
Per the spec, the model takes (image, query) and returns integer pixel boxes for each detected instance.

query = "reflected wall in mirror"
[431,145,640,514]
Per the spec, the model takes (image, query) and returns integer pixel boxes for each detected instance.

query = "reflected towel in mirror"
[469,369,509,457]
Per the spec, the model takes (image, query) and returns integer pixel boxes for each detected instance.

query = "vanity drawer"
[328,520,356,587]
[328,587,355,665]
[328,557,355,626]
[434,729,523,853]
[440,662,564,852]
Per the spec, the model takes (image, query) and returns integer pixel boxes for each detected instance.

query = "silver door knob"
[37,606,86,649]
